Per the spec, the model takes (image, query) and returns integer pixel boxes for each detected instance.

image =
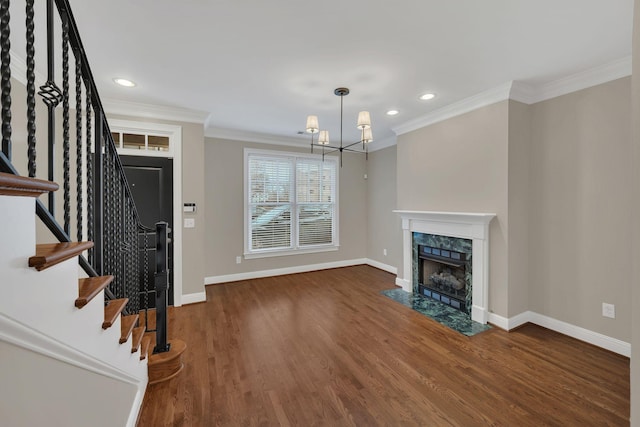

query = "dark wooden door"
[120,155,174,307]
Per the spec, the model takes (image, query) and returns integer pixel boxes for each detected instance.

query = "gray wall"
[631,0,639,423]
[528,77,632,342]
[204,137,367,278]
[0,340,138,427]
[365,145,402,271]
[396,101,511,317]
[507,100,531,317]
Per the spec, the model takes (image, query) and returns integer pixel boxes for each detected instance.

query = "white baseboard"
[205,258,368,285]
[126,389,146,427]
[395,278,410,291]
[365,258,398,275]
[495,310,630,357]
[181,291,206,305]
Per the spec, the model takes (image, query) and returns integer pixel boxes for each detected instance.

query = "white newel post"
[394,211,496,324]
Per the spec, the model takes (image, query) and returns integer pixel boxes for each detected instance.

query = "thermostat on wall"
[183,203,197,213]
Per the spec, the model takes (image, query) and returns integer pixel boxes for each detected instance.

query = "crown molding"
[206,126,308,148]
[102,98,210,124]
[528,55,632,104]
[392,56,631,136]
[393,82,513,136]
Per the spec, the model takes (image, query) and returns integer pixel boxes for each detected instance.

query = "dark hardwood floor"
[137,265,630,426]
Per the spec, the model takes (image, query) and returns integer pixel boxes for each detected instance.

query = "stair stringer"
[0,194,148,427]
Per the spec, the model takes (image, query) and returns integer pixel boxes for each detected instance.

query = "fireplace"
[412,233,473,314]
[394,210,496,324]
[418,245,468,311]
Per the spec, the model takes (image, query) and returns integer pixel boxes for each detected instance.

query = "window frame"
[244,148,340,259]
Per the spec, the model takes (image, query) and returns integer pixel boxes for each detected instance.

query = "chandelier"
[305,87,373,166]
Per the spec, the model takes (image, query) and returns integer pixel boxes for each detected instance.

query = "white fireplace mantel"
[394,210,496,324]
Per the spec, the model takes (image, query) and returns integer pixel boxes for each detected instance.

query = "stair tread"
[140,336,151,360]
[102,298,128,329]
[30,242,94,271]
[131,326,145,353]
[119,314,139,344]
[0,172,58,197]
[76,276,114,308]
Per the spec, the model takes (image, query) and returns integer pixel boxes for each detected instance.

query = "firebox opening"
[418,245,468,312]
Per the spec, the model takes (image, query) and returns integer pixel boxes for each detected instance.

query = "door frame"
[109,119,184,307]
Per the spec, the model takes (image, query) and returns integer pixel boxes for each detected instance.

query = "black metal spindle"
[0,0,11,160]
[75,54,82,241]
[39,0,63,214]
[154,222,170,354]
[93,111,103,275]
[143,230,150,328]
[86,84,93,261]
[62,16,70,235]
[26,0,36,177]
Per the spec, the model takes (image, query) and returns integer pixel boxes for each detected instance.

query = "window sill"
[244,245,339,260]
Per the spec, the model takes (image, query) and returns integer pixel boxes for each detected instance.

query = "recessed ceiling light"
[386,110,399,116]
[420,93,436,101]
[113,78,136,87]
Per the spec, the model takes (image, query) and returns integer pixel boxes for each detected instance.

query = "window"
[245,149,338,258]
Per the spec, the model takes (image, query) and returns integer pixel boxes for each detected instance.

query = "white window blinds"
[246,150,338,256]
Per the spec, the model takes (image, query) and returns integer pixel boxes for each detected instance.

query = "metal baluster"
[143,231,149,328]
[39,0,63,214]
[26,0,36,177]
[86,86,93,262]
[75,54,82,241]
[93,111,103,275]
[1,0,11,160]
[62,16,70,235]
[154,222,170,353]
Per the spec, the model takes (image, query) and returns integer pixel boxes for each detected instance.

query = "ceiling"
[61,0,632,148]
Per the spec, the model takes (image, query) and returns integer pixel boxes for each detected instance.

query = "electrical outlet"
[383,248,387,256]
[602,302,615,319]
[184,218,195,228]
[236,256,242,264]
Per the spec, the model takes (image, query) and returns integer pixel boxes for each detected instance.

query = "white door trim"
[109,119,184,306]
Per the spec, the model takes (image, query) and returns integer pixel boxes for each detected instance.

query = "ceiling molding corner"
[509,81,537,104]
[392,82,513,136]
[102,98,210,124]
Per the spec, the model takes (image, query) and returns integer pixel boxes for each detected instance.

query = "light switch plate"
[184,218,195,228]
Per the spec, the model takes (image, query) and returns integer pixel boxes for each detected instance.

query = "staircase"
[0,173,149,426]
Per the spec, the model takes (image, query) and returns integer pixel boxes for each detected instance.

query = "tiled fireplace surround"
[394,211,496,324]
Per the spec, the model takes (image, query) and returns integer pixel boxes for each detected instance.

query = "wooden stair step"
[29,242,94,271]
[76,276,114,308]
[131,326,145,353]
[102,298,128,329]
[140,336,151,360]
[119,314,139,344]
[0,172,58,197]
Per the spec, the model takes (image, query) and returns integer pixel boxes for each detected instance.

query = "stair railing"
[0,0,169,352]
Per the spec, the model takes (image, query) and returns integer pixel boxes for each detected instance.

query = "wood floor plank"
[137,265,630,426]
